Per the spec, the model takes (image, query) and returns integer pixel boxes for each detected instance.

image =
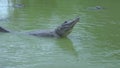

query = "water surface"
[0,0,120,68]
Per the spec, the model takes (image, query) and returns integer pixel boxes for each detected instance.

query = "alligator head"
[55,17,80,37]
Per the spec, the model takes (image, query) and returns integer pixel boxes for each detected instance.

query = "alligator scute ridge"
[0,17,80,38]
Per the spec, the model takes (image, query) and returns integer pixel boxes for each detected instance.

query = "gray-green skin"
[0,17,80,38]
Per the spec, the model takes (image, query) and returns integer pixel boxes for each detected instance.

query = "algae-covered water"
[0,0,120,68]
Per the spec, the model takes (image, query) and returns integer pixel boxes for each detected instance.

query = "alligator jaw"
[66,17,80,28]
[55,17,80,37]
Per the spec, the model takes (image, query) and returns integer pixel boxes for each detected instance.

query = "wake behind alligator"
[0,17,80,38]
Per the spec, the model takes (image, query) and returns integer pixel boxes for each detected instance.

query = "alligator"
[0,17,80,38]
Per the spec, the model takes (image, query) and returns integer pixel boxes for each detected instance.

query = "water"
[0,0,120,68]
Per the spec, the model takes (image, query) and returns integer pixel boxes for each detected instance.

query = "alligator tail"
[0,27,9,33]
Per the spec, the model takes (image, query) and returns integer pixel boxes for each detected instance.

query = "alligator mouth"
[70,17,80,27]
[65,17,80,28]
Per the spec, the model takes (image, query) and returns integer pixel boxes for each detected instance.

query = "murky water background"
[0,0,120,68]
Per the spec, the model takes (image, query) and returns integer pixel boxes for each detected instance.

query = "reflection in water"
[55,38,78,58]
[0,0,120,68]
[0,0,13,21]
[0,0,9,20]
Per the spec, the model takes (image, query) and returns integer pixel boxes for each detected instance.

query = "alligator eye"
[64,21,67,23]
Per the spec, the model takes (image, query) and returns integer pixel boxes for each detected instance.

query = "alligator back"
[0,17,79,38]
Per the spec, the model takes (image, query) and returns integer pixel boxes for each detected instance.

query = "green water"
[0,0,120,68]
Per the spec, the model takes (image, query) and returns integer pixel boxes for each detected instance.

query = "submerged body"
[0,17,80,38]
[0,27,9,33]
[26,30,59,37]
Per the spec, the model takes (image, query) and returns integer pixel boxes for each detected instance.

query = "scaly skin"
[0,17,80,38]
